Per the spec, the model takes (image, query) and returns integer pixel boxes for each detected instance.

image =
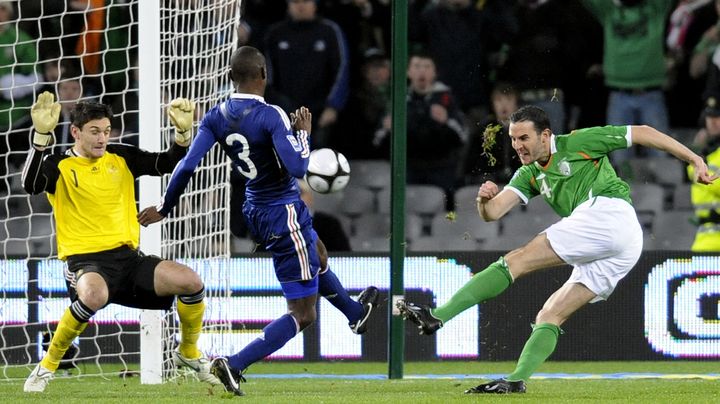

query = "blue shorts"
[243,200,320,299]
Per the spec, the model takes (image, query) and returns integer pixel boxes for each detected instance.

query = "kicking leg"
[399,234,564,333]
[315,238,378,334]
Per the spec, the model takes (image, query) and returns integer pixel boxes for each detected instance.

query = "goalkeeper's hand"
[167,97,195,146]
[30,91,61,149]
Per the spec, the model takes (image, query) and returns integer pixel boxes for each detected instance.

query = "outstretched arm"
[631,125,718,184]
[137,127,214,226]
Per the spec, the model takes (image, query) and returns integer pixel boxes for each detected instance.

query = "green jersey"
[506,125,632,217]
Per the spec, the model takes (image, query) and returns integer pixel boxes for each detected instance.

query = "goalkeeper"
[21,92,220,393]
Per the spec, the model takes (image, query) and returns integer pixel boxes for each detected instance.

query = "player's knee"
[172,265,203,295]
[183,270,204,294]
[77,287,108,311]
[535,307,563,326]
[294,307,317,330]
[75,273,108,310]
[503,251,528,279]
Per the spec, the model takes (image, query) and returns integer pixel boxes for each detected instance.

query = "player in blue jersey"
[137,46,378,396]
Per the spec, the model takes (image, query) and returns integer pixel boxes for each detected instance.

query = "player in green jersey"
[397,105,717,394]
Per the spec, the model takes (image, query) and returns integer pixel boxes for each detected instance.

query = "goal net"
[0,0,237,381]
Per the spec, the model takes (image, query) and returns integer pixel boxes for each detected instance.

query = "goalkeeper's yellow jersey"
[49,148,138,259]
[22,143,187,260]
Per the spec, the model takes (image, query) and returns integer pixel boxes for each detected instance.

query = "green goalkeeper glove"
[167,97,195,146]
[30,91,61,149]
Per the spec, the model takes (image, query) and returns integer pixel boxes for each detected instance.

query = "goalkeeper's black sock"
[41,300,93,371]
[177,288,206,359]
[319,266,364,324]
[228,313,298,371]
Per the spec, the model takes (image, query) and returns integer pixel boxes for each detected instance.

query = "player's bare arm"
[631,125,719,184]
[476,181,521,221]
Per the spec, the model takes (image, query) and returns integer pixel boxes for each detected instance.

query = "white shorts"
[544,196,643,303]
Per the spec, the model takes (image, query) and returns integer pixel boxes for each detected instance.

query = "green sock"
[507,323,562,382]
[431,257,513,323]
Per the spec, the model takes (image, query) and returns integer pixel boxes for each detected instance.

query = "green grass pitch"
[1,361,717,403]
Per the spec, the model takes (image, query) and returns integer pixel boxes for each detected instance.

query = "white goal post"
[0,0,238,383]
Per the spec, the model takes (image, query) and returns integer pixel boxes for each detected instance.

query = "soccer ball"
[305,148,351,194]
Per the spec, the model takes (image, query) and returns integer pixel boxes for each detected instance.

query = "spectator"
[53,72,83,154]
[688,0,720,80]
[665,0,716,126]
[0,0,39,190]
[498,0,592,135]
[0,0,38,132]
[461,82,521,185]
[332,48,390,160]
[236,0,288,49]
[318,0,391,83]
[582,0,672,170]
[688,95,720,251]
[410,0,515,118]
[109,55,139,143]
[264,0,350,148]
[378,52,468,205]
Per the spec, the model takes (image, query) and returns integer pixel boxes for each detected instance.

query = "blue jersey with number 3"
[159,93,310,216]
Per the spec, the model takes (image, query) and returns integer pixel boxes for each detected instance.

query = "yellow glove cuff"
[175,129,191,146]
[32,131,53,149]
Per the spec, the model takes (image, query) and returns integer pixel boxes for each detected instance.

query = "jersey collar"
[231,93,265,103]
[534,133,557,170]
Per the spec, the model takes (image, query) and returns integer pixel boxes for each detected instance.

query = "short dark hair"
[509,105,551,133]
[409,49,434,63]
[70,101,113,129]
[230,46,266,85]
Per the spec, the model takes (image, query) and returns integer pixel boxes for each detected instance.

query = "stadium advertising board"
[1,252,718,363]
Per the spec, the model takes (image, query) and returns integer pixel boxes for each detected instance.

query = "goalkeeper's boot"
[210,357,245,396]
[395,299,443,335]
[24,364,53,393]
[464,378,526,394]
[350,286,379,335]
[172,350,221,386]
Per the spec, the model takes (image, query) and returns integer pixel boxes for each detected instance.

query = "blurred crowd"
[3,0,720,253]
[241,0,720,196]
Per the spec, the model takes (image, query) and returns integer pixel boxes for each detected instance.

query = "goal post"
[138,0,163,385]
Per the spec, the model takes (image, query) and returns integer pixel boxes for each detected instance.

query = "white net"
[0,0,237,381]
[158,0,236,379]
